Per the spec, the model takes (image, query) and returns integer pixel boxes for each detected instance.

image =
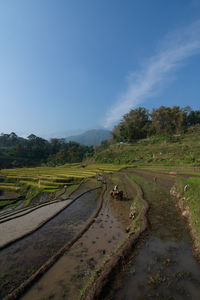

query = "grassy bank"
[172,177,200,253]
[94,126,200,167]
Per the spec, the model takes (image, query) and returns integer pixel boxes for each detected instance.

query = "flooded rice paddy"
[0,188,100,298]
[1,170,200,300]
[106,171,200,300]
[21,174,134,300]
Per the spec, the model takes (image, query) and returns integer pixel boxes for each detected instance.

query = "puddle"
[106,171,200,300]
[0,188,100,298]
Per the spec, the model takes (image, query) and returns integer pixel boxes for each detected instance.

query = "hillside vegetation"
[112,106,200,142]
[1,106,199,169]
[95,125,200,167]
[172,176,200,252]
[1,105,200,210]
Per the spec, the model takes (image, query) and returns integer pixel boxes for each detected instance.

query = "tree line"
[112,106,200,142]
[1,105,200,169]
[0,133,94,169]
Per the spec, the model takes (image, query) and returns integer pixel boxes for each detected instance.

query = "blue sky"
[0,0,200,137]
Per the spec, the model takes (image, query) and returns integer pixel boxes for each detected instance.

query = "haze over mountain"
[65,129,111,146]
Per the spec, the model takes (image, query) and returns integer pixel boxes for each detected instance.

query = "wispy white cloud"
[104,20,200,128]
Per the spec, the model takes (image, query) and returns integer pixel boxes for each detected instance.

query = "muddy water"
[21,174,134,300]
[22,194,131,300]
[107,172,200,300]
[0,188,100,299]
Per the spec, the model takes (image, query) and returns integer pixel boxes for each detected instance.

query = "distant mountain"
[42,129,84,140]
[65,129,111,146]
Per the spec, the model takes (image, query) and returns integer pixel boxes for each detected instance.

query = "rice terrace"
[0,164,124,210]
[1,117,200,300]
[1,1,200,299]
[0,155,200,300]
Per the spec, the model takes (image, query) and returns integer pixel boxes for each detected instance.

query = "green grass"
[94,126,200,167]
[42,188,59,193]
[125,174,145,232]
[0,198,23,210]
[174,177,200,245]
[3,199,23,210]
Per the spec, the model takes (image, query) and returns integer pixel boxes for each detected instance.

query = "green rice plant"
[0,184,20,191]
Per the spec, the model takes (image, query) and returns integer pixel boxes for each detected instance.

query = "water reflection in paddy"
[107,172,200,300]
[0,188,100,298]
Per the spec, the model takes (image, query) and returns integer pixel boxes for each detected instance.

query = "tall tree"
[112,107,150,141]
[151,106,183,135]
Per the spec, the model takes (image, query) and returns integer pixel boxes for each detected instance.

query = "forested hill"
[1,106,200,169]
[94,105,200,166]
[0,133,94,169]
[111,106,200,142]
[65,129,111,146]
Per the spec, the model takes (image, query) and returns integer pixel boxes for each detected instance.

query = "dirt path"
[21,174,135,300]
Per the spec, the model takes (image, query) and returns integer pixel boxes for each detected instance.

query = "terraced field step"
[0,183,82,221]
[0,197,69,224]
[0,186,102,299]
[0,163,127,192]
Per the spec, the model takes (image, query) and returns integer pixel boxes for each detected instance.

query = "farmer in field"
[110,184,123,200]
[113,184,118,191]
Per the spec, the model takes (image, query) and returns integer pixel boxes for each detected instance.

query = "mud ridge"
[139,168,200,178]
[0,198,66,224]
[81,181,149,300]
[3,184,106,300]
[0,187,100,251]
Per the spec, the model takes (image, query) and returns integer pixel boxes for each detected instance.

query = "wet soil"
[0,192,20,201]
[0,188,100,299]
[21,174,135,300]
[0,199,74,248]
[105,170,200,300]
[29,192,50,206]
